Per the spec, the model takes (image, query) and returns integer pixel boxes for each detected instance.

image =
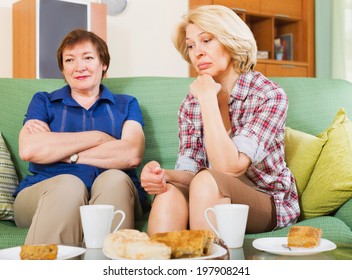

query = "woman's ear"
[102,65,108,79]
[61,71,67,83]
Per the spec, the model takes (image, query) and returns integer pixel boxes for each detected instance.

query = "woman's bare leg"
[189,170,230,231]
[147,183,188,236]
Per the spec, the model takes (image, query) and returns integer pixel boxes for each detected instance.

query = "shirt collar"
[230,71,255,101]
[48,84,117,106]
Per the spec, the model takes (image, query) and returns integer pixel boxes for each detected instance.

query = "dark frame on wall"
[39,0,88,79]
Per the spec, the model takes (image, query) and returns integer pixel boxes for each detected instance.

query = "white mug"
[80,204,125,249]
[205,204,249,248]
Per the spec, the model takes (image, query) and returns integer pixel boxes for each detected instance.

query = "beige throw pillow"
[0,132,19,220]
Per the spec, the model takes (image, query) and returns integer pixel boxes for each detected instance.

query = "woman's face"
[61,41,107,94]
[185,24,234,80]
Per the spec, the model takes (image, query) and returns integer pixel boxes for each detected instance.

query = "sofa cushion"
[0,221,28,249]
[0,132,19,220]
[334,199,352,230]
[284,126,327,197]
[300,108,352,219]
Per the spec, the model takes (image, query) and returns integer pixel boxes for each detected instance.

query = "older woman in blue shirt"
[14,29,147,245]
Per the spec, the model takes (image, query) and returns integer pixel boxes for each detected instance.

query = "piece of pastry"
[20,244,58,260]
[103,229,171,259]
[122,240,171,260]
[287,226,322,248]
[150,230,215,258]
[103,229,149,258]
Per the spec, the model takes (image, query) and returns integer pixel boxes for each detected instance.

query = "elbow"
[213,161,249,177]
[19,145,50,164]
[19,146,34,162]
[221,153,251,176]
[227,159,251,177]
[226,167,247,177]
[128,154,143,169]
[216,165,246,177]
[128,159,142,169]
[127,148,144,169]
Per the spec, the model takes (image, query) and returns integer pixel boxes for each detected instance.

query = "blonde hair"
[173,5,257,73]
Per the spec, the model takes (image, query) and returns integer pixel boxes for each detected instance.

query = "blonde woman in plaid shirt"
[140,5,300,236]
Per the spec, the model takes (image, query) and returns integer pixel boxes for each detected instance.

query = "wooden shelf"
[189,0,315,77]
[214,0,261,14]
[256,59,308,77]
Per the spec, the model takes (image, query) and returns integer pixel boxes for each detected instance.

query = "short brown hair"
[57,29,110,77]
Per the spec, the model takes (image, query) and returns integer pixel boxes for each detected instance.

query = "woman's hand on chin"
[190,74,221,101]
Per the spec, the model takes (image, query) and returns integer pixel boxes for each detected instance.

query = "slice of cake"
[20,244,58,260]
[150,230,215,258]
[287,226,322,248]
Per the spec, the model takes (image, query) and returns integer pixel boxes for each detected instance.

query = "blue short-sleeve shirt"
[15,84,148,206]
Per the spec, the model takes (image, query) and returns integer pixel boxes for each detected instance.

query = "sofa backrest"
[1,78,66,180]
[103,77,190,174]
[1,76,352,181]
[271,77,352,135]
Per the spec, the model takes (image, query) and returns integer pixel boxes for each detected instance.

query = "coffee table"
[76,238,352,260]
[229,239,352,260]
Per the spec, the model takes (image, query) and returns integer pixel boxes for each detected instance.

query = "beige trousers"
[14,169,142,245]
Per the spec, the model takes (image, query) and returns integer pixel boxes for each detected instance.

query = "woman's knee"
[49,174,87,199]
[153,183,185,206]
[90,170,137,208]
[189,169,218,196]
[93,170,133,192]
[149,183,189,230]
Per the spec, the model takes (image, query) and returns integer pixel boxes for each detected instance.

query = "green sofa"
[1,77,352,257]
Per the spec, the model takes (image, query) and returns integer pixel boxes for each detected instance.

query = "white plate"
[0,245,86,260]
[103,243,227,260]
[252,237,336,256]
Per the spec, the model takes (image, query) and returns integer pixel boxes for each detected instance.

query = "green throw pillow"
[300,108,352,219]
[0,132,19,220]
[284,127,327,197]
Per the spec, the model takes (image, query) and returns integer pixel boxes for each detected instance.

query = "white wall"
[0,1,13,77]
[0,0,189,78]
[106,0,189,77]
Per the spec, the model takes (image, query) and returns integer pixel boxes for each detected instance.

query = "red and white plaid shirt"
[175,71,300,229]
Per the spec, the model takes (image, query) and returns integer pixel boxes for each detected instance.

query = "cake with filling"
[287,226,322,248]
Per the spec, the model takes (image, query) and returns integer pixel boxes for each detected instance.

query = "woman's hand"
[24,119,51,134]
[140,160,167,194]
[190,74,221,101]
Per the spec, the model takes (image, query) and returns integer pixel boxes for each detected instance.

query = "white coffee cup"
[80,204,125,248]
[205,204,249,248]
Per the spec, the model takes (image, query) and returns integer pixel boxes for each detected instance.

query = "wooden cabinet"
[189,0,315,77]
[261,0,302,19]
[256,61,308,77]
[13,0,107,79]
[213,0,260,14]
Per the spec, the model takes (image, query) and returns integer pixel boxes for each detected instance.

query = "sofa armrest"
[334,199,352,230]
